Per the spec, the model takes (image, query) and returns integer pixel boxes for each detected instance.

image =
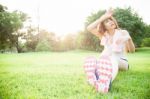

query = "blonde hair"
[97,16,119,36]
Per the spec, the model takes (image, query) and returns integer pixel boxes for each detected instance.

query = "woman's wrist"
[87,12,112,31]
[99,13,112,22]
[98,14,110,22]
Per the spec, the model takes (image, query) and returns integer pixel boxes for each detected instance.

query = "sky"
[1,0,150,36]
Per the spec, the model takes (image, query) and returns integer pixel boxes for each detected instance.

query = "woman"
[83,9,135,93]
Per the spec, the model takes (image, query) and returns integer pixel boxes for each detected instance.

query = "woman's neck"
[107,29,115,36]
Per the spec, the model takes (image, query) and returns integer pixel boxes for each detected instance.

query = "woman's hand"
[101,8,113,20]
[105,8,113,17]
[86,8,114,38]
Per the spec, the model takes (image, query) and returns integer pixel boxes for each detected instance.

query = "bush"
[35,39,51,51]
[141,38,150,47]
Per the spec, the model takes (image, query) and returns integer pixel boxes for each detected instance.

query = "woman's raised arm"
[87,9,113,38]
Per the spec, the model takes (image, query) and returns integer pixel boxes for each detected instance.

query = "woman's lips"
[111,24,115,27]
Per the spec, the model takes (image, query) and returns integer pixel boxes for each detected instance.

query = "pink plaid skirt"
[84,55,112,93]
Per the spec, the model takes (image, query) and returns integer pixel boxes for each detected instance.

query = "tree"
[0,5,11,51]
[141,25,150,47]
[7,11,28,53]
[143,25,150,38]
[24,26,39,51]
[76,31,85,49]
[34,29,55,52]
[0,4,28,53]
[141,38,150,47]
[62,34,76,51]
[35,39,51,51]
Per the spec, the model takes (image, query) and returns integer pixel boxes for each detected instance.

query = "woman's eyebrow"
[104,19,109,23]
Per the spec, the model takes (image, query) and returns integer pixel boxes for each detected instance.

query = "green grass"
[0,48,150,99]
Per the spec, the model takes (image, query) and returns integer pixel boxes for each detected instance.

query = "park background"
[0,0,150,99]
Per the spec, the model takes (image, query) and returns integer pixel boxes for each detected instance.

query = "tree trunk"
[15,38,22,53]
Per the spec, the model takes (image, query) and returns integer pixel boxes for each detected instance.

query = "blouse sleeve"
[121,30,131,42]
[112,30,131,52]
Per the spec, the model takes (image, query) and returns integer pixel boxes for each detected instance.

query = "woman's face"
[103,18,116,30]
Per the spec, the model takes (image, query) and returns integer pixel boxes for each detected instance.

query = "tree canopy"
[0,4,27,52]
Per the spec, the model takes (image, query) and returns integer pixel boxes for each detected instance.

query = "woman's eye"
[104,20,109,23]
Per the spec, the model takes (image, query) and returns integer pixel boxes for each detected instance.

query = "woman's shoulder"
[117,29,131,41]
[117,29,129,36]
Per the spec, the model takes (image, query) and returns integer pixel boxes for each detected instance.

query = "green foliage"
[141,38,150,47]
[62,34,76,51]
[144,25,150,38]
[0,4,7,12]
[25,26,39,51]
[35,39,51,52]
[76,31,85,49]
[85,10,105,27]
[24,28,77,52]
[0,4,28,52]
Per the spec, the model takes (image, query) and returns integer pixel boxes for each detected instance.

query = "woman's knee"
[118,59,129,71]
[83,56,97,71]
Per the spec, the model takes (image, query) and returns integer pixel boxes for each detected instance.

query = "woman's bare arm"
[122,30,135,53]
[86,18,103,38]
[87,9,113,38]
[126,38,135,53]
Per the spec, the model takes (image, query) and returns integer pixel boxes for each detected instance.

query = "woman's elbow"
[86,26,96,34]
[86,27,90,32]
[129,45,135,53]
[87,25,92,32]
[128,39,136,53]
[130,48,135,53]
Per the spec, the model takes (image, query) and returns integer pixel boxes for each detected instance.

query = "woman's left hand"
[105,8,113,17]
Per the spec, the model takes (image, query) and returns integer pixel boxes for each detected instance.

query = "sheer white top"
[100,29,131,61]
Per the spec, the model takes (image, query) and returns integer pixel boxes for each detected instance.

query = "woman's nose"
[109,20,113,23]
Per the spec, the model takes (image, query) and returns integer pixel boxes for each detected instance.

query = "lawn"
[0,48,150,99]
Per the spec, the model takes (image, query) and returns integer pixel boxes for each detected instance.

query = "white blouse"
[100,29,131,61]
